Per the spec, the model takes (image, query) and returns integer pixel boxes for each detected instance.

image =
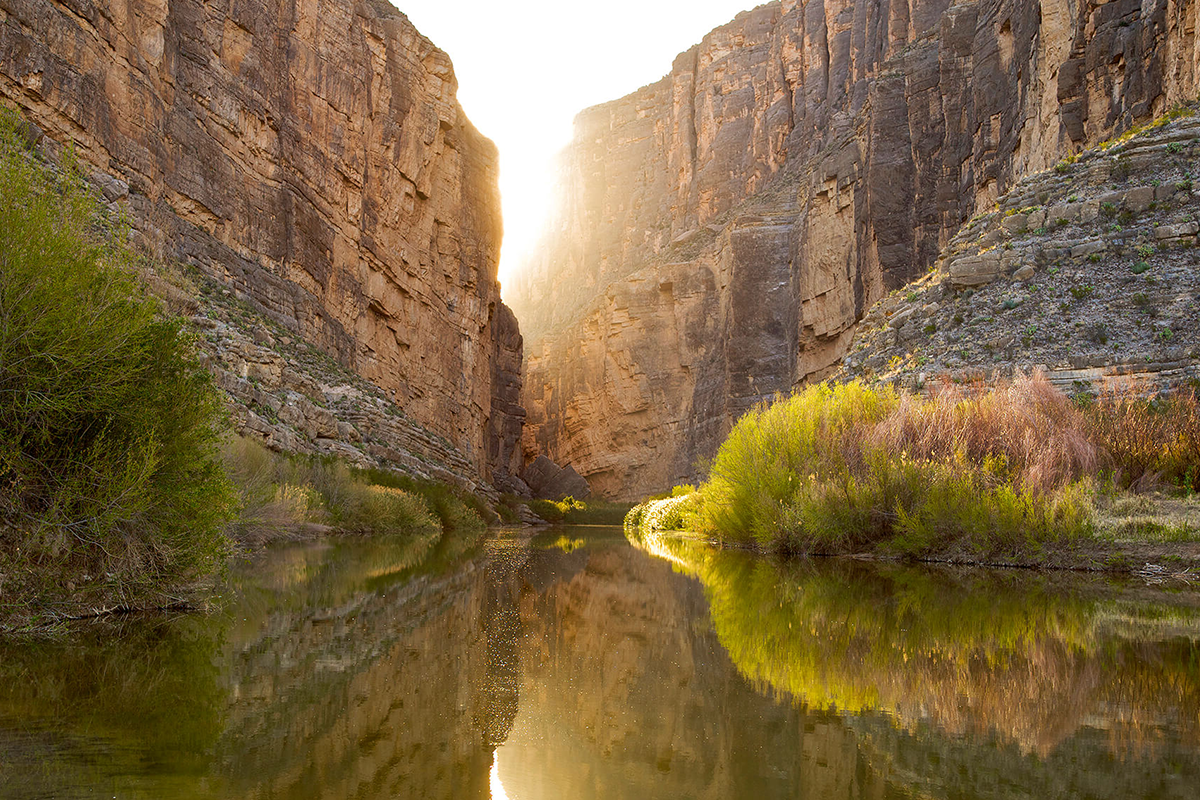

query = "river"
[1,525,1198,799]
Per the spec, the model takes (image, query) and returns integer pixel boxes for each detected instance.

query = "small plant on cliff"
[0,109,235,613]
[1054,154,1079,174]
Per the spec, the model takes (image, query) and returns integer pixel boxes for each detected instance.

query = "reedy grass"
[221,437,481,543]
[1081,386,1200,492]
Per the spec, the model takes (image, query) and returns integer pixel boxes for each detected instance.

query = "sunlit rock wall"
[508,0,1200,499]
[0,0,522,483]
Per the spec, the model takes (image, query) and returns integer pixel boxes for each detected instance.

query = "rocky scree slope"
[508,0,1200,500]
[0,0,523,488]
[140,263,491,493]
[838,106,1200,393]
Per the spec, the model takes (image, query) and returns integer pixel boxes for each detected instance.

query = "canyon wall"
[508,0,1200,499]
[0,0,522,484]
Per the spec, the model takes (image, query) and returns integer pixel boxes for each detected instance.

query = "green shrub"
[324,482,439,537]
[352,466,487,535]
[696,381,899,546]
[0,109,234,605]
[678,377,1097,556]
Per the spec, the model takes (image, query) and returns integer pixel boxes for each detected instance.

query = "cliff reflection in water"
[0,531,508,799]
[2,527,1200,799]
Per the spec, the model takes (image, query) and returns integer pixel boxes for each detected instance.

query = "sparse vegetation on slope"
[841,102,1200,393]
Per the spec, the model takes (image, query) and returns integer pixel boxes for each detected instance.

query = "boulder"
[521,455,592,501]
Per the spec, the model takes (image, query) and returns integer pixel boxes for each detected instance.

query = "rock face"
[838,108,1200,394]
[0,0,522,484]
[520,454,592,500]
[509,0,1200,499]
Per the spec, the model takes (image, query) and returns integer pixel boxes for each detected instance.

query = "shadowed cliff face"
[509,0,1200,499]
[0,0,522,483]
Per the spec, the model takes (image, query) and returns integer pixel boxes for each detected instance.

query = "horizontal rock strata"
[838,109,1200,394]
[509,0,1200,499]
[0,0,522,484]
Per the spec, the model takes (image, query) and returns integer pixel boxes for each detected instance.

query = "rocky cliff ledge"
[838,106,1200,393]
[508,0,1200,499]
[0,0,522,485]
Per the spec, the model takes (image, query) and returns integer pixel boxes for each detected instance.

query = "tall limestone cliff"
[0,0,523,485]
[509,0,1200,499]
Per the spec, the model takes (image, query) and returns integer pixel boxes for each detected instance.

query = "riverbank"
[627,513,1200,577]
[0,109,513,634]
[0,441,494,634]
[625,376,1200,575]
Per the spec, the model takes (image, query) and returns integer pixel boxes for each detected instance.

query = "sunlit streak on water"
[490,751,509,799]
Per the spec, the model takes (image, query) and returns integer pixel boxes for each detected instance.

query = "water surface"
[2,526,1198,799]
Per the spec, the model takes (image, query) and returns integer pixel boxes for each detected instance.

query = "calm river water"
[2,525,1199,799]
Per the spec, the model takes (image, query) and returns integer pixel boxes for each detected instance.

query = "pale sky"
[399,1,759,294]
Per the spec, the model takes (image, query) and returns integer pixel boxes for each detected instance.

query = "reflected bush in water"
[0,617,225,774]
[230,521,491,623]
[0,528,494,799]
[637,529,1200,757]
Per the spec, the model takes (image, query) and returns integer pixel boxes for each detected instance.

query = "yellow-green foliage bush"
[625,491,702,536]
[686,376,1097,557]
[528,496,631,525]
[0,109,235,603]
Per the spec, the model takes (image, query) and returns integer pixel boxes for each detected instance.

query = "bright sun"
[398,0,759,292]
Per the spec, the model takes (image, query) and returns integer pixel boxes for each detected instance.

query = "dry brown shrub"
[1083,383,1200,491]
[872,373,1100,493]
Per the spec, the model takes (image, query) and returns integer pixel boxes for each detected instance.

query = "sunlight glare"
[489,751,510,800]
[398,0,759,292]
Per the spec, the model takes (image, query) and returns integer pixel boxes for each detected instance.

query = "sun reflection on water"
[489,751,509,800]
